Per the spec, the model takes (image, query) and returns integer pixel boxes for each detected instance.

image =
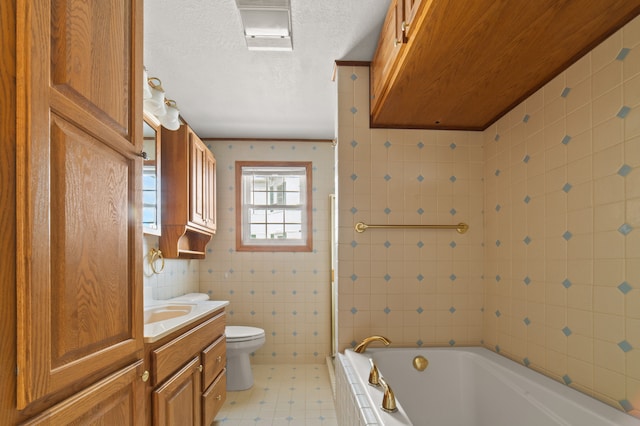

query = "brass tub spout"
[354,335,391,353]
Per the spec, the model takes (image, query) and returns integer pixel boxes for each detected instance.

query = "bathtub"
[335,347,640,426]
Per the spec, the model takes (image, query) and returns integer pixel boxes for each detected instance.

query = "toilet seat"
[226,326,265,343]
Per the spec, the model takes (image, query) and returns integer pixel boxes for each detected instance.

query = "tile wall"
[336,15,640,415]
[336,67,486,351]
[199,140,335,364]
[482,18,640,414]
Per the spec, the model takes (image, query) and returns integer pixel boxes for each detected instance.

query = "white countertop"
[143,299,229,343]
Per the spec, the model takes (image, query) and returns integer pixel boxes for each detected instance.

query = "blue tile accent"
[350,73,358,80]
[449,306,456,314]
[562,375,572,385]
[524,195,531,204]
[562,278,572,289]
[618,281,632,294]
[449,339,456,346]
[417,174,425,182]
[616,48,631,61]
[562,231,573,241]
[350,173,358,181]
[496,240,501,247]
[350,140,358,147]
[524,317,531,326]
[495,345,501,353]
[495,169,501,176]
[619,223,634,236]
[350,207,358,214]
[496,275,501,282]
[384,241,391,248]
[450,143,457,150]
[450,175,457,183]
[450,241,457,248]
[561,87,572,98]
[417,241,424,248]
[562,326,572,336]
[417,207,425,215]
[561,135,572,145]
[617,106,631,119]
[417,339,424,346]
[523,357,530,367]
[523,154,530,163]
[450,274,457,281]
[495,204,501,212]
[384,307,391,314]
[384,174,391,181]
[524,276,531,285]
[562,183,572,193]
[416,307,424,314]
[417,141,424,149]
[618,340,633,352]
[384,207,391,214]
[450,208,457,216]
[495,310,501,317]
[618,164,632,177]
[351,240,358,248]
[417,274,424,281]
[350,274,358,282]
[620,399,634,412]
[384,140,392,148]
[523,114,530,123]
[524,236,531,245]
[350,106,358,114]
[494,134,500,142]
[384,274,391,282]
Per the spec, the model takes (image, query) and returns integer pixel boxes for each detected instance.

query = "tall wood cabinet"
[1,0,145,423]
[160,125,217,259]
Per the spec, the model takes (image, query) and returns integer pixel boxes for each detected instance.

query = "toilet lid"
[226,326,265,342]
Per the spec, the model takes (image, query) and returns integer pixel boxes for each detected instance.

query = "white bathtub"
[335,347,640,426]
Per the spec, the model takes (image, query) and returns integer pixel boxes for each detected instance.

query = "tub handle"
[378,376,398,413]
[368,358,380,386]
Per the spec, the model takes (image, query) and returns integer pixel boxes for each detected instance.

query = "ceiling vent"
[235,0,292,51]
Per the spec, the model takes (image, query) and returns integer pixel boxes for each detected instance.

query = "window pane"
[250,208,267,223]
[268,176,284,190]
[284,176,300,189]
[285,224,302,238]
[267,224,285,239]
[253,191,267,205]
[285,210,302,223]
[250,224,266,239]
[268,190,284,205]
[285,191,300,205]
[266,209,284,223]
[253,176,267,191]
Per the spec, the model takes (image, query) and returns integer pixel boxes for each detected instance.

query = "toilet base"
[226,353,254,391]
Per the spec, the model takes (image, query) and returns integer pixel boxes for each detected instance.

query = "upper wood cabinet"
[14,0,144,420]
[370,0,640,130]
[160,125,217,259]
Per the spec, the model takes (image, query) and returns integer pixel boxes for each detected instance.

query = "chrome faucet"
[378,376,397,412]
[354,335,391,353]
[368,358,380,386]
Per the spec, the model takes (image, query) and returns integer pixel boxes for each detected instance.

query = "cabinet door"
[21,361,145,426]
[16,0,144,409]
[204,149,217,233]
[402,0,422,41]
[153,357,202,426]
[189,131,208,229]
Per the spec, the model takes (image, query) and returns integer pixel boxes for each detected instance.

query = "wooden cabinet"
[160,125,217,259]
[370,0,640,130]
[146,309,227,426]
[2,0,145,423]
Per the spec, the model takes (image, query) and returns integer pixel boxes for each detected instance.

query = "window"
[236,161,312,252]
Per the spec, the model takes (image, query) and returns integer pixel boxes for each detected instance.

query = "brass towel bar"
[354,221,469,234]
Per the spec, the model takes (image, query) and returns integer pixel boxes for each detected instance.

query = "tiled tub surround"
[336,15,640,417]
[337,347,640,426]
[199,140,335,364]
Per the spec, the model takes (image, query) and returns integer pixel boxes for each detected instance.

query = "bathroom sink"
[144,304,194,324]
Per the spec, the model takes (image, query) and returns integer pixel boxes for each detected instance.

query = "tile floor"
[213,364,338,425]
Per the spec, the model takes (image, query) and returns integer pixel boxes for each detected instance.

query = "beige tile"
[592,30,623,72]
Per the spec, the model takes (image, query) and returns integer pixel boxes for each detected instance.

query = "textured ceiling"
[144,0,390,139]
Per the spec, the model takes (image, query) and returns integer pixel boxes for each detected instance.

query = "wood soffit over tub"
[370,0,640,130]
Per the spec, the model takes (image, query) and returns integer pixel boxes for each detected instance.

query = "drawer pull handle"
[216,356,222,363]
[198,365,203,372]
[141,370,150,382]
[215,395,222,400]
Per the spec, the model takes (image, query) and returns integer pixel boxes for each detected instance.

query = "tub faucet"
[378,376,397,412]
[354,335,391,353]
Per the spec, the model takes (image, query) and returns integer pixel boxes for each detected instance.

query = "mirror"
[143,114,161,235]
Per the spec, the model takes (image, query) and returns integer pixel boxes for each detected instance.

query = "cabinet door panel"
[153,357,202,426]
[16,0,143,409]
[204,150,216,232]
[189,132,207,228]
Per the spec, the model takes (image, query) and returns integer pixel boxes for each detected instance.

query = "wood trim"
[235,161,313,253]
[202,137,333,143]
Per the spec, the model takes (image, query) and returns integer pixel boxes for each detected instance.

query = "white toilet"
[168,293,265,391]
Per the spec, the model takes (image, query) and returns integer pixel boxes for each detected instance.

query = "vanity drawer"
[202,335,226,391]
[151,310,225,385]
[202,369,226,426]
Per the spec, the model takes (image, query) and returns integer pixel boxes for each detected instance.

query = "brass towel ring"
[149,248,165,274]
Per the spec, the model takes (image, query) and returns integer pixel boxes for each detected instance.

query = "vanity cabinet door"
[16,0,144,413]
[153,357,202,426]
